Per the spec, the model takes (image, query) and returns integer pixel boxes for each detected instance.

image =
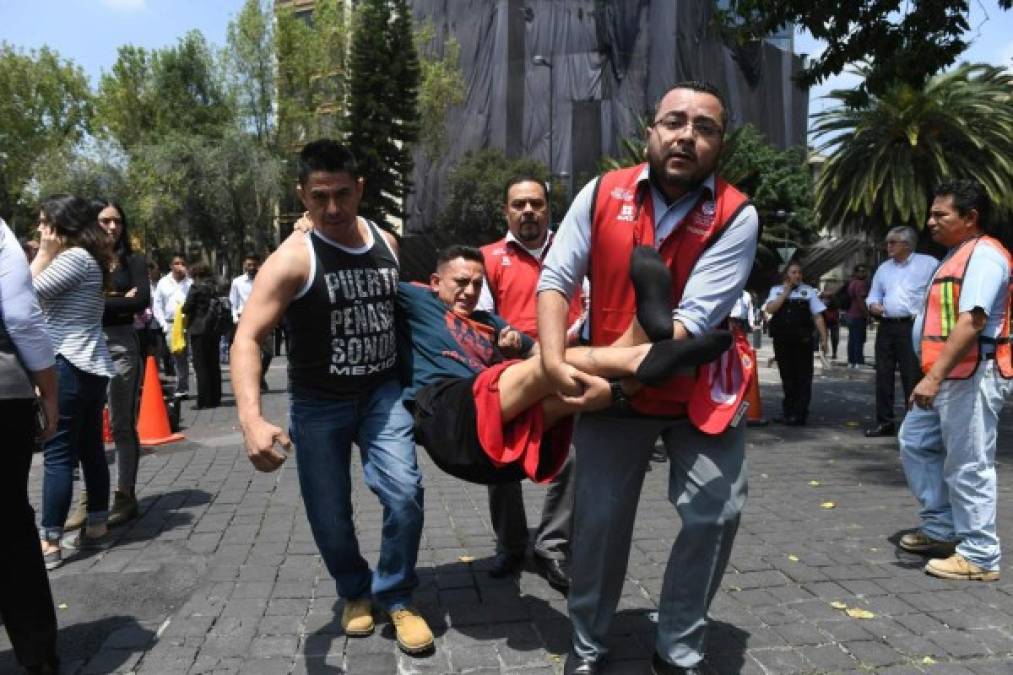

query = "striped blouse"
[33,246,115,378]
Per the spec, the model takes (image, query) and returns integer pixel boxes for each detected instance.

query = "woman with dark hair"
[31,194,116,569]
[0,217,60,673]
[64,200,149,531]
[181,261,222,409]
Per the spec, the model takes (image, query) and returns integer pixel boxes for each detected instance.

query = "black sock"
[635,331,733,387]
[629,246,674,341]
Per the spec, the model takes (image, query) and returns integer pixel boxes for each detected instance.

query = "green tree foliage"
[274,0,348,152]
[813,63,1013,238]
[347,0,420,227]
[718,0,1011,95]
[437,149,563,245]
[95,31,232,147]
[415,21,466,158]
[720,125,816,254]
[0,43,92,225]
[226,0,274,144]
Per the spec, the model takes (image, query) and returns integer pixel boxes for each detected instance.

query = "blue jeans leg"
[290,379,422,609]
[356,381,423,610]
[41,358,109,540]
[291,396,371,602]
[898,404,954,542]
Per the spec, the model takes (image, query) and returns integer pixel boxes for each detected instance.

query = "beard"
[514,220,544,243]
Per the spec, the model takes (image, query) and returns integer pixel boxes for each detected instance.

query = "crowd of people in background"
[2,79,1010,675]
[0,195,279,674]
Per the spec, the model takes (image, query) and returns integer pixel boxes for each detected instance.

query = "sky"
[2,0,1012,128]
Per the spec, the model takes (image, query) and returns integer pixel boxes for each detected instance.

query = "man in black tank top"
[231,140,433,655]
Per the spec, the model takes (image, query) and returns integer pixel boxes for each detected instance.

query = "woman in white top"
[31,195,116,569]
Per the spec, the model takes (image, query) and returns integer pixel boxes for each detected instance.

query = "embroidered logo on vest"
[617,204,636,222]
[610,187,635,201]
[500,256,512,267]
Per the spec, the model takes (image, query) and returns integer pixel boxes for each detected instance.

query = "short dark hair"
[654,80,728,128]
[503,175,549,205]
[436,245,484,269]
[298,139,359,185]
[934,179,990,231]
[243,252,260,263]
[190,261,212,281]
[171,252,187,263]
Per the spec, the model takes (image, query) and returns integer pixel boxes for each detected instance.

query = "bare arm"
[232,232,309,471]
[537,289,583,396]
[910,309,985,409]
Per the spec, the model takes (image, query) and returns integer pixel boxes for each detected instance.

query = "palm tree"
[813,63,1013,238]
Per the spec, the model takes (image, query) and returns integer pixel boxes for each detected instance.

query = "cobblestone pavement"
[4,328,1013,674]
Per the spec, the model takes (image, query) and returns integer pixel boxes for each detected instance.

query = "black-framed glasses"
[652,114,722,139]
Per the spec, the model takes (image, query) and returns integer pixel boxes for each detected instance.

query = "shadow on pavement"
[0,615,155,675]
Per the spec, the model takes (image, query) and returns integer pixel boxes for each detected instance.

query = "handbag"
[170,311,187,353]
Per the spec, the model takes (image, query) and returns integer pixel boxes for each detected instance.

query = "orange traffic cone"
[136,355,185,446]
[102,406,114,443]
[746,347,768,427]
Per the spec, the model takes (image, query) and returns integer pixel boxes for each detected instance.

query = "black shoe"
[535,555,570,592]
[651,652,700,674]
[865,422,896,438]
[564,651,601,675]
[488,552,524,578]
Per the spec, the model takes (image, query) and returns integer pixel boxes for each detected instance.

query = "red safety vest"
[481,236,583,340]
[920,235,1013,379]
[589,164,754,430]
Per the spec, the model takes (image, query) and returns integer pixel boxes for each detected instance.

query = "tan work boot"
[108,490,139,528]
[340,598,374,636]
[898,531,957,557]
[390,607,434,654]
[925,553,999,581]
[63,490,88,531]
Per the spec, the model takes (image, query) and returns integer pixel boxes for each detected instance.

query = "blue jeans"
[898,361,1011,571]
[846,316,867,365]
[40,356,110,540]
[289,378,423,610]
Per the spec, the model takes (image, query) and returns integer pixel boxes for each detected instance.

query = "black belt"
[981,352,996,361]
[880,316,913,323]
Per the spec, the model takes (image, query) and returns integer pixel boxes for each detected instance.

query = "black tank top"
[286,222,400,399]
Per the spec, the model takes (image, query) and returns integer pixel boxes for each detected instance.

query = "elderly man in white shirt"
[864,226,939,437]
[152,253,193,396]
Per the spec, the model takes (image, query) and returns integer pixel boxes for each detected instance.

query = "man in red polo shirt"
[476,176,584,592]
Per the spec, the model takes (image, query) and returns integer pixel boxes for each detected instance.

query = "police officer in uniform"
[763,260,829,426]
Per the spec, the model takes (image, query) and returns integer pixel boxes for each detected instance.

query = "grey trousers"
[487,448,574,559]
[104,325,142,493]
[568,414,747,668]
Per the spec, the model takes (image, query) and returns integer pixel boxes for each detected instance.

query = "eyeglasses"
[652,114,722,139]
[99,217,123,225]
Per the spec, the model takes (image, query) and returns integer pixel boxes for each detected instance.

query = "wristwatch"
[610,381,631,413]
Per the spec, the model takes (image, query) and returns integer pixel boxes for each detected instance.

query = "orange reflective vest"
[920,235,1013,379]
[588,164,755,432]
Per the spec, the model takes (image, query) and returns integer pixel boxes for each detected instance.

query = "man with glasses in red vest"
[538,81,759,674]
[897,180,1012,582]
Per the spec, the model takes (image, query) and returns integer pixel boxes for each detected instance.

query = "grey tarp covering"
[406,0,808,234]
